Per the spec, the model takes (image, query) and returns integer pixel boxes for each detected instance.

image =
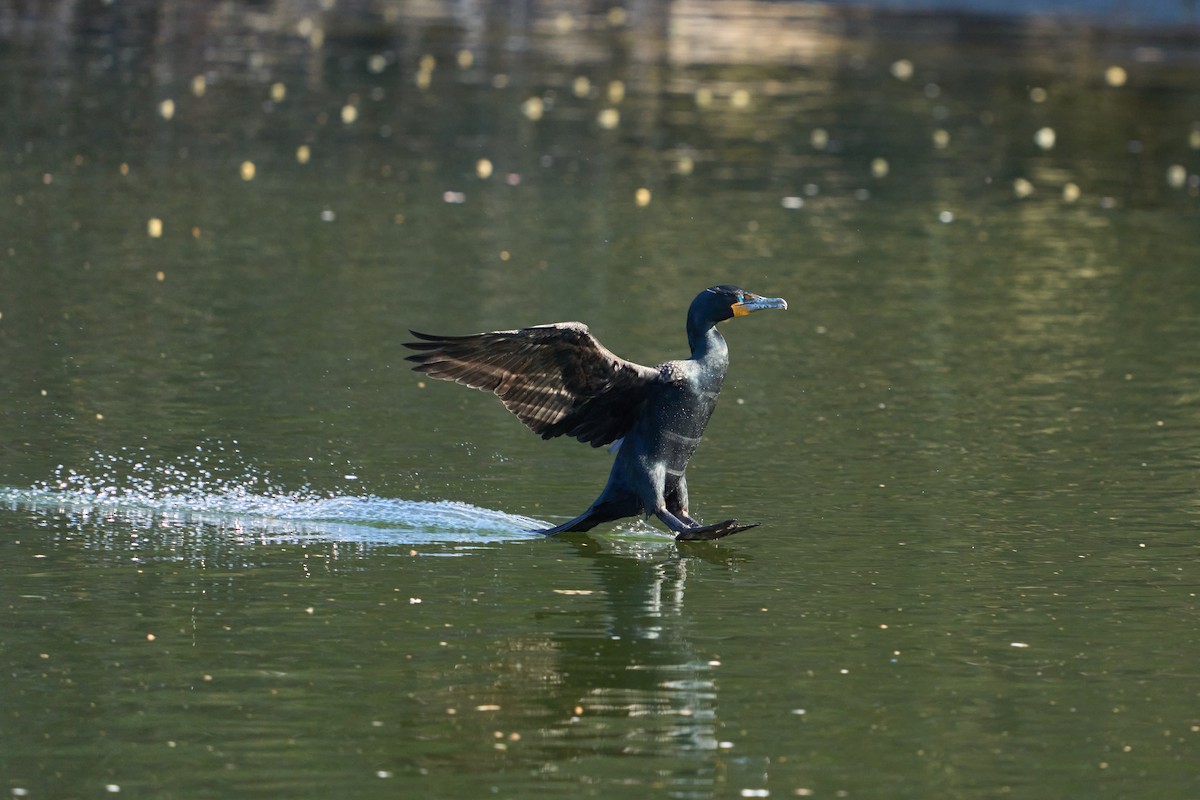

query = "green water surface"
[2,4,1199,798]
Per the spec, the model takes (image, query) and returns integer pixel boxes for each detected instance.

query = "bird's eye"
[737,294,745,303]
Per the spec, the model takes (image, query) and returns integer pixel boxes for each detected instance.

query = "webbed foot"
[674,519,760,541]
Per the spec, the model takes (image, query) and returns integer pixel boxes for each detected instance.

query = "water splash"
[0,444,546,549]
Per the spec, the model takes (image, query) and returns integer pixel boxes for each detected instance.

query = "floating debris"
[1063,182,1081,202]
[781,196,804,210]
[810,128,829,150]
[890,59,914,80]
[635,187,651,207]
[240,161,256,181]
[159,99,175,120]
[597,108,620,129]
[607,80,625,104]
[871,157,889,178]
[1029,86,1047,103]
[1105,65,1128,87]
[476,159,493,179]
[1167,164,1187,188]
[191,75,207,97]
[341,104,358,125]
[147,218,163,238]
[296,145,311,164]
[932,129,950,149]
[1034,126,1056,150]
[521,96,544,121]
[573,76,591,98]
[1013,177,1035,198]
[270,82,286,103]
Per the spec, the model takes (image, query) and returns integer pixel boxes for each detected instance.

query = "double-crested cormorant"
[404,285,787,541]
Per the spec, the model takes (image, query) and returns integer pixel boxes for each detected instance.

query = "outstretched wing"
[404,322,661,447]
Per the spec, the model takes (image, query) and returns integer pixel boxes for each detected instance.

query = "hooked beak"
[731,295,788,317]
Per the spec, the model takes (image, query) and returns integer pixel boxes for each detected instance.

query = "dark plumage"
[404,285,787,541]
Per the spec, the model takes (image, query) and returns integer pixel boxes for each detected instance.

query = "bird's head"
[696,285,788,324]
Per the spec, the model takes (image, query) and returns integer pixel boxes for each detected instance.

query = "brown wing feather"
[404,322,661,447]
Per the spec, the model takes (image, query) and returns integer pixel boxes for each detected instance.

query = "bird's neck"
[687,319,729,369]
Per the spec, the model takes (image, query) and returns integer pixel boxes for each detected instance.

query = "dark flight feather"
[405,322,661,447]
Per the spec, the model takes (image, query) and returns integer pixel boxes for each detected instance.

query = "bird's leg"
[665,477,702,528]
[653,507,697,534]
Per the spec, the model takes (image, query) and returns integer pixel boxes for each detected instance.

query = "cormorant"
[404,285,787,541]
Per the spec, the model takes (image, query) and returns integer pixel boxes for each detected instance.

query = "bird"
[404,285,787,541]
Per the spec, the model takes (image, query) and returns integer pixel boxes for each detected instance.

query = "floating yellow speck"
[368,54,387,74]
[694,86,714,109]
[870,157,889,179]
[147,218,163,238]
[1105,65,1127,87]
[96,413,104,420]
[191,227,201,238]
[1029,86,1047,103]
[1062,182,1081,202]
[1034,127,1056,150]
[341,104,358,124]
[156,270,165,282]
[309,26,325,49]
[394,213,405,224]
[419,54,436,73]
[1013,177,1035,198]
[573,76,591,98]
[159,98,175,120]
[297,17,313,36]
[597,108,620,129]
[456,49,473,70]
[270,82,287,103]
[932,129,950,149]
[810,128,829,150]
[499,250,510,261]
[1190,127,1200,149]
[240,160,256,181]
[521,97,544,121]
[676,155,694,176]
[476,158,494,179]
[607,80,625,104]
[890,59,914,81]
[553,12,573,33]
[730,88,751,109]
[192,75,207,98]
[296,144,311,164]
[607,6,627,26]
[146,632,155,641]
[635,187,651,207]
[1167,164,1187,189]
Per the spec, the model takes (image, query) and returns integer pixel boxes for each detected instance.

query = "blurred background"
[2,2,1199,799]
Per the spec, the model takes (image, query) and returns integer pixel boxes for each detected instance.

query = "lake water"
[2,3,1200,798]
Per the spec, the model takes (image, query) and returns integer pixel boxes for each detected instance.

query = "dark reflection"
[516,536,754,793]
